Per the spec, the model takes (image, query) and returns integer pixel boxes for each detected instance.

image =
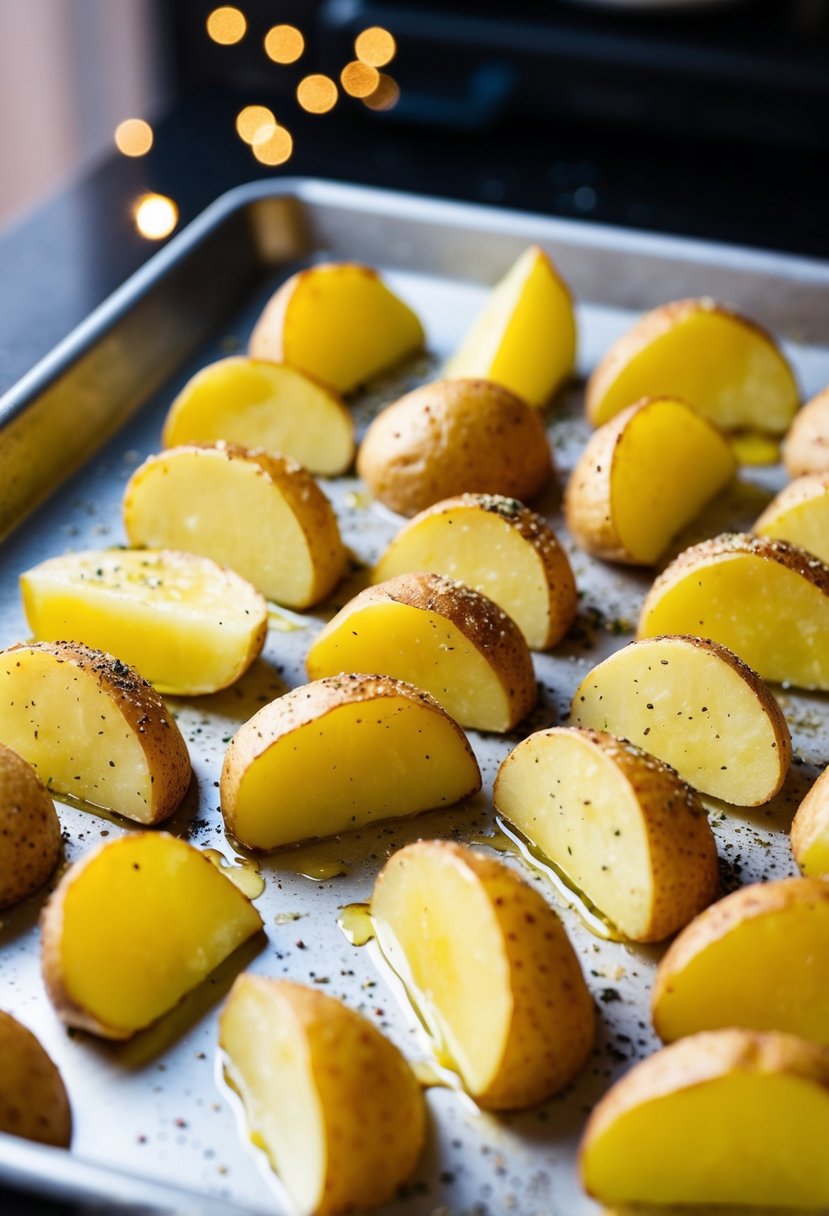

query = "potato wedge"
[585,298,799,432]
[493,727,717,942]
[21,548,268,695]
[371,840,594,1110]
[0,641,190,825]
[249,263,424,394]
[160,357,355,476]
[638,533,829,690]
[221,674,481,851]
[570,636,791,806]
[0,1009,71,1147]
[41,832,263,1039]
[580,1029,829,1208]
[754,473,829,565]
[565,396,736,565]
[783,384,829,477]
[356,378,553,518]
[652,878,829,1046]
[306,572,537,733]
[219,976,425,1216]
[791,766,829,876]
[372,494,576,650]
[444,245,576,407]
[0,743,61,910]
[122,445,346,608]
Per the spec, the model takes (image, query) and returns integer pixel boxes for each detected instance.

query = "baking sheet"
[0,180,828,1216]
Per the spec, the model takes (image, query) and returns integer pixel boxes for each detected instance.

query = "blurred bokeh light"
[133,192,178,239]
[206,6,247,46]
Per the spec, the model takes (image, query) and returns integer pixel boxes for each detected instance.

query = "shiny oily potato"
[638,533,829,690]
[356,378,553,518]
[161,357,355,476]
[0,641,190,825]
[783,384,829,477]
[373,494,577,650]
[580,1029,829,1209]
[41,832,263,1039]
[0,1009,71,1147]
[249,263,424,395]
[221,675,481,851]
[21,547,267,695]
[791,767,829,876]
[754,473,829,565]
[444,245,576,407]
[652,878,829,1047]
[0,742,61,910]
[219,976,425,1216]
[570,635,791,806]
[585,297,799,432]
[122,444,346,608]
[565,396,736,565]
[371,841,595,1110]
[493,727,718,942]
[306,572,537,733]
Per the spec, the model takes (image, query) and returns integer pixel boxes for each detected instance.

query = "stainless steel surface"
[1,179,828,1216]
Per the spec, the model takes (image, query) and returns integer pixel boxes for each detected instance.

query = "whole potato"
[0,1009,71,1146]
[357,378,554,516]
[0,743,61,910]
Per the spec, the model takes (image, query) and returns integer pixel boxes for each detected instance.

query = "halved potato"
[306,572,537,733]
[249,263,424,394]
[221,674,481,851]
[754,473,829,565]
[783,385,829,477]
[565,396,736,565]
[21,548,268,695]
[372,494,576,649]
[652,878,829,1046]
[122,444,346,608]
[0,1009,71,1147]
[638,533,829,690]
[0,641,190,824]
[791,767,829,876]
[580,1029,829,1208]
[356,378,553,518]
[160,357,355,476]
[444,245,576,407]
[41,832,263,1039]
[493,727,717,942]
[219,976,425,1216]
[585,298,799,432]
[0,743,61,910]
[371,840,594,1110]
[570,636,791,805]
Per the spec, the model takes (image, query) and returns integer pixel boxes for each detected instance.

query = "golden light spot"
[114,118,153,157]
[264,24,304,64]
[133,194,179,240]
[236,105,276,144]
[296,74,338,114]
[206,6,247,45]
[340,61,379,99]
[363,73,400,112]
[252,124,293,166]
[355,27,396,68]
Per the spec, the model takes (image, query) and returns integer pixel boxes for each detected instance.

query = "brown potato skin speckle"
[0,1009,72,1147]
[0,743,61,910]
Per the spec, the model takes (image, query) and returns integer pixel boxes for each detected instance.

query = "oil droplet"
[204,849,266,899]
[469,826,516,855]
[337,902,374,945]
[275,843,349,881]
[344,490,370,509]
[411,1058,464,1092]
[274,911,304,926]
[729,432,782,466]
[267,607,307,632]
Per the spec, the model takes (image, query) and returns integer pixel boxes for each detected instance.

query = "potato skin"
[357,378,553,517]
[0,1009,72,1147]
[754,472,829,551]
[784,385,829,477]
[0,743,61,910]
[791,767,829,874]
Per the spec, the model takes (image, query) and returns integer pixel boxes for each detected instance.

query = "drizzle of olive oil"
[203,849,265,899]
[411,1058,464,1092]
[337,902,374,946]
[344,489,370,509]
[267,607,307,632]
[273,841,349,881]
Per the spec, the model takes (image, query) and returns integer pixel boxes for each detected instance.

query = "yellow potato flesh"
[161,358,354,476]
[792,771,829,876]
[21,549,266,695]
[445,246,576,406]
[756,492,829,565]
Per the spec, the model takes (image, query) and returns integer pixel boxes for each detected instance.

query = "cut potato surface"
[161,357,355,476]
[565,396,736,565]
[580,1029,829,1208]
[0,641,190,825]
[249,263,424,394]
[0,1009,71,1147]
[754,473,829,565]
[493,727,717,942]
[41,832,263,1039]
[444,245,576,407]
[791,767,829,876]
[783,384,829,477]
[638,533,829,690]
[220,976,425,1216]
[306,572,537,733]
[122,445,346,608]
[652,878,829,1046]
[0,742,61,910]
[21,548,268,695]
[221,675,481,851]
[585,298,799,432]
[371,841,594,1110]
[357,378,553,518]
[570,635,791,806]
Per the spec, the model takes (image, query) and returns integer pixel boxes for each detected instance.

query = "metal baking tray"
[1,178,828,1216]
